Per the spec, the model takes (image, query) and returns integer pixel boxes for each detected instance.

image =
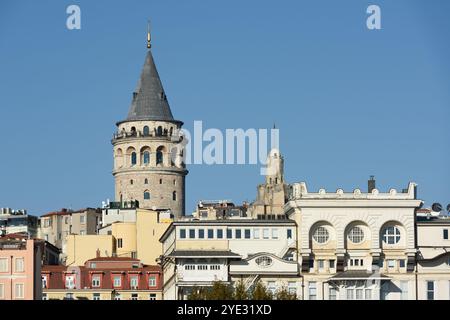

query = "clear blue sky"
[0,0,449,216]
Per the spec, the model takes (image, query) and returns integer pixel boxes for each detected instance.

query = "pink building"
[0,234,42,300]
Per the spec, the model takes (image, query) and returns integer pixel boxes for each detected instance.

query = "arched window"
[156,148,164,165]
[143,126,150,136]
[144,178,148,184]
[169,127,173,136]
[159,179,163,184]
[157,126,163,136]
[313,226,329,244]
[172,191,177,201]
[131,127,136,136]
[144,191,150,200]
[255,256,273,267]
[348,226,364,244]
[130,179,134,185]
[143,151,150,165]
[382,226,401,244]
[131,152,137,165]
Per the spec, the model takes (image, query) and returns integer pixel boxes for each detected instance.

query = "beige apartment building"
[38,208,101,263]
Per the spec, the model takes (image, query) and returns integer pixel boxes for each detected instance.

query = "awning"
[167,250,241,259]
[327,271,390,281]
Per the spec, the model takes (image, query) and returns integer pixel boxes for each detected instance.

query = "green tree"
[233,279,249,300]
[250,281,273,300]
[275,286,297,300]
[187,286,207,300]
[204,281,234,300]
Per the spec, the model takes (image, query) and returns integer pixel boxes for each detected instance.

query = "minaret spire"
[147,20,151,49]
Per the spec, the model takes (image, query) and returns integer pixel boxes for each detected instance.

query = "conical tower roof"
[125,50,175,122]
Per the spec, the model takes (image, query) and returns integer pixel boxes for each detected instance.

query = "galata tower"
[111,30,188,217]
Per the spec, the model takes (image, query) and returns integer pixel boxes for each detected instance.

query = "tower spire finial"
[147,20,151,49]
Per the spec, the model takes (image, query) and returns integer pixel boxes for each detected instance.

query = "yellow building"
[64,209,171,266]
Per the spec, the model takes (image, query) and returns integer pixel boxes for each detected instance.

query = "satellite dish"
[432,203,442,212]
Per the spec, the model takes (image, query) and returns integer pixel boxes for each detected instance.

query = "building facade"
[0,235,43,300]
[112,44,187,218]
[160,218,298,300]
[0,208,38,238]
[38,208,102,262]
[42,256,162,300]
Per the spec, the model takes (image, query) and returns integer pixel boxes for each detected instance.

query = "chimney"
[96,248,100,258]
[368,175,376,193]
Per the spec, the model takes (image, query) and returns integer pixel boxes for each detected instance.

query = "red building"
[42,256,162,300]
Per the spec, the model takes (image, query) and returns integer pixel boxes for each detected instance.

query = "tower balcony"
[111,130,183,144]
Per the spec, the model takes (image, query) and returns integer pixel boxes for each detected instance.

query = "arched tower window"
[143,126,150,136]
[131,152,137,165]
[144,178,148,184]
[143,151,150,165]
[144,191,150,200]
[157,126,163,136]
[172,191,177,201]
[156,146,164,165]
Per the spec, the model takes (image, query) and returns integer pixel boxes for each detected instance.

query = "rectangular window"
[80,215,86,224]
[329,260,335,269]
[346,288,354,300]
[444,229,449,240]
[92,276,101,287]
[65,275,75,289]
[210,265,221,270]
[208,229,214,239]
[267,281,276,294]
[235,229,242,239]
[253,229,260,239]
[244,229,251,239]
[189,229,195,239]
[198,229,205,239]
[149,294,156,300]
[387,260,396,269]
[309,282,317,300]
[217,229,223,239]
[318,260,325,271]
[226,229,233,239]
[0,283,4,299]
[184,265,195,270]
[93,293,100,300]
[287,229,293,239]
[197,265,208,271]
[356,289,363,300]
[179,229,186,239]
[427,281,434,300]
[288,282,297,295]
[15,283,24,299]
[65,293,74,300]
[400,281,408,300]
[365,289,372,300]
[329,286,337,300]
[399,259,406,268]
[65,217,69,224]
[272,228,279,239]
[80,230,85,235]
[309,259,314,269]
[113,276,121,287]
[117,238,123,248]
[148,276,156,287]
[0,258,8,272]
[130,276,139,289]
[263,228,269,239]
[131,293,138,300]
